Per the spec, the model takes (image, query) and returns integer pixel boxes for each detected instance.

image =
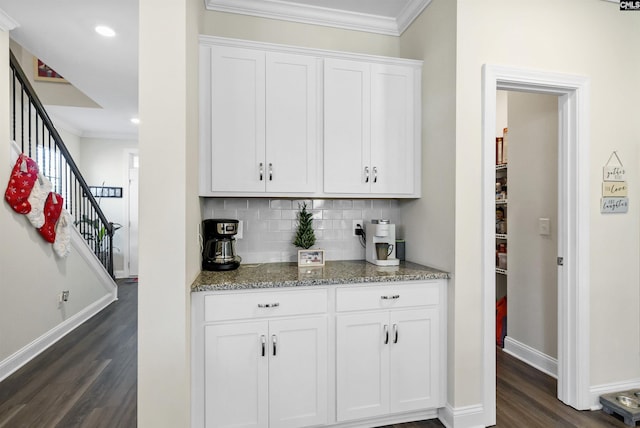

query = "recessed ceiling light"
[95,25,116,37]
[130,117,140,125]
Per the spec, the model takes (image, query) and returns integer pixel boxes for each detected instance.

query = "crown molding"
[204,0,430,36]
[396,0,432,34]
[0,8,19,31]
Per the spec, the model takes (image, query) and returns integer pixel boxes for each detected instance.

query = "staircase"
[8,51,115,277]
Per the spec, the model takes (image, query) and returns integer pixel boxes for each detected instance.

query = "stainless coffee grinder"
[365,220,400,266]
[202,219,242,271]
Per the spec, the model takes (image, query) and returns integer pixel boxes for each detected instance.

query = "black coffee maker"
[202,219,241,271]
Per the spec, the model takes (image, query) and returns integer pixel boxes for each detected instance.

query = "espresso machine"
[365,220,400,266]
[202,219,242,271]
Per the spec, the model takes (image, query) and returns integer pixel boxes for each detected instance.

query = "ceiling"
[0,0,429,139]
[0,0,138,139]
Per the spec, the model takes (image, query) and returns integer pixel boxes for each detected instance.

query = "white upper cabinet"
[200,43,319,196]
[207,45,266,193]
[324,59,371,194]
[265,53,318,193]
[324,58,420,197]
[199,36,421,198]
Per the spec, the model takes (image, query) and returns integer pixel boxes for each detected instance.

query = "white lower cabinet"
[196,289,328,428]
[205,317,327,428]
[193,280,445,428]
[336,308,440,421]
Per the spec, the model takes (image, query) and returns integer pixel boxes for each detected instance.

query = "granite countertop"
[191,260,449,292]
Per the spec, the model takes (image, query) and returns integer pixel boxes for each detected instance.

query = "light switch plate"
[538,218,550,236]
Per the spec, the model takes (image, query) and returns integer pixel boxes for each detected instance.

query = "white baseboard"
[325,409,438,428]
[438,403,485,428]
[590,378,640,410]
[0,292,116,382]
[503,336,558,378]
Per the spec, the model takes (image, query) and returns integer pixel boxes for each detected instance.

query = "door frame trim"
[481,64,591,425]
[123,148,139,278]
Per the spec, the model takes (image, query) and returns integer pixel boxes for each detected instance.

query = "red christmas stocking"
[4,154,39,214]
[39,192,64,243]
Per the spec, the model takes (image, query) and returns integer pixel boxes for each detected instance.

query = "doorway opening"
[482,65,591,426]
[125,150,139,278]
[495,90,559,376]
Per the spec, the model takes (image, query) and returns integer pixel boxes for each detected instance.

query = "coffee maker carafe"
[202,219,241,271]
[365,220,400,266]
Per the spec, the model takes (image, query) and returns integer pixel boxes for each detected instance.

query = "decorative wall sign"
[601,151,628,214]
[602,181,628,197]
[602,151,626,181]
[89,186,122,198]
[603,166,626,182]
[601,197,629,213]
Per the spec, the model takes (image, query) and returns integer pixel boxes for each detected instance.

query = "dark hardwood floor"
[0,281,631,427]
[0,279,137,428]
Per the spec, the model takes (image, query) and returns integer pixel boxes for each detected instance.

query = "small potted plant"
[293,202,324,266]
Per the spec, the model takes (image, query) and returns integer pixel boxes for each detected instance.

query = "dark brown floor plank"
[0,280,137,428]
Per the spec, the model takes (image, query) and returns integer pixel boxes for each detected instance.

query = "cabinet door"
[336,312,389,421]
[370,63,415,195]
[204,322,269,428]
[324,58,371,194]
[266,53,318,193]
[210,45,266,192]
[389,308,440,413]
[268,317,327,428]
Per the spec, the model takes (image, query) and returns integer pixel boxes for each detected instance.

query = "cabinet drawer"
[336,283,439,312]
[204,288,327,321]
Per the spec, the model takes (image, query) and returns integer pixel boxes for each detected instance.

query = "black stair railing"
[9,51,115,277]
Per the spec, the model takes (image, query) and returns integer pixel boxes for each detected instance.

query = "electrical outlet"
[61,290,69,302]
[353,220,364,237]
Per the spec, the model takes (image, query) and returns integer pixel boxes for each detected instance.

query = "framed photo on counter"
[297,249,325,267]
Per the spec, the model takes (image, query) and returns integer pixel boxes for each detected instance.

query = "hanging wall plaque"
[601,151,628,214]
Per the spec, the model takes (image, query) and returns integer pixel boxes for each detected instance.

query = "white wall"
[202,11,399,57]
[138,0,201,426]
[202,198,401,263]
[456,0,640,410]
[399,0,458,405]
[507,91,558,360]
[0,31,115,372]
[9,40,100,109]
[79,137,138,276]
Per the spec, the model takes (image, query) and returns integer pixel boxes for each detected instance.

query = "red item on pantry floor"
[496,296,507,347]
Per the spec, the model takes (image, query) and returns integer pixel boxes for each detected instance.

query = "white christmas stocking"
[26,174,53,228]
[53,209,72,258]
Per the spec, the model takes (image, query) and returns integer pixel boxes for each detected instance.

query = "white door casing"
[482,65,590,425]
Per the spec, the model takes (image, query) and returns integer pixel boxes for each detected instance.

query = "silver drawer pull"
[258,302,280,308]
[272,334,277,356]
[259,162,264,181]
[364,166,370,183]
[383,324,389,345]
[393,324,398,344]
[261,335,266,357]
[381,295,400,300]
